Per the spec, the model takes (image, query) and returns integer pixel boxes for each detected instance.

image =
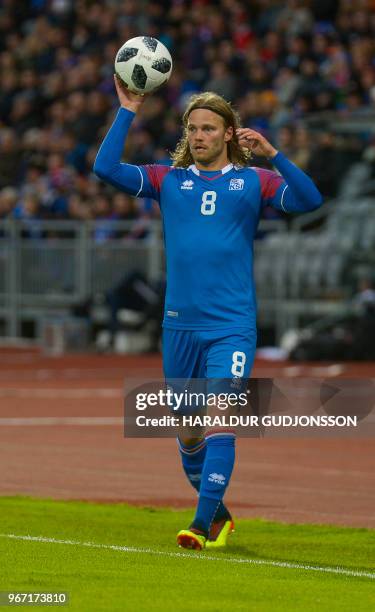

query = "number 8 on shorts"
[231,351,246,377]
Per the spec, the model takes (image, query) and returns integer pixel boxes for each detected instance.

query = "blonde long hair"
[171,92,250,168]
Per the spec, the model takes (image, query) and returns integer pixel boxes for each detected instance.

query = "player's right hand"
[114,74,146,113]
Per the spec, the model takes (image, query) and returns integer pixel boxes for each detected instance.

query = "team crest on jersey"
[181,179,194,190]
[229,178,244,191]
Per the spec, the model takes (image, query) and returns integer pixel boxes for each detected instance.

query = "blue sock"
[177,437,230,522]
[177,437,206,493]
[191,434,235,536]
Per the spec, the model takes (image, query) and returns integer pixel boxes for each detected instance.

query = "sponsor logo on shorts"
[167,310,179,317]
[231,376,243,390]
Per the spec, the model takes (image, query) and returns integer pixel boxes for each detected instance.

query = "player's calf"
[189,432,236,538]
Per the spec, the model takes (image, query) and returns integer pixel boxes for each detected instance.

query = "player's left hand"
[236,128,278,159]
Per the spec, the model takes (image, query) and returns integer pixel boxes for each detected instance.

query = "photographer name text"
[135,415,357,428]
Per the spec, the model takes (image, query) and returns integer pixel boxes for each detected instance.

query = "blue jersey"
[94,108,323,331]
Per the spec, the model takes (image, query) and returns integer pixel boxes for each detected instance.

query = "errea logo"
[208,473,226,485]
[229,178,244,191]
[181,180,194,190]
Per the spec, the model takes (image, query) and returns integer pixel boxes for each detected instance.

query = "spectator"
[0,0,374,223]
[0,129,21,189]
[291,126,312,170]
[306,132,338,198]
[0,187,17,219]
[205,61,236,101]
[12,192,43,239]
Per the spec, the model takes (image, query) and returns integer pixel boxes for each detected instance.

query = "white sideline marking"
[0,368,135,381]
[283,366,303,377]
[310,365,345,377]
[282,364,345,377]
[0,388,122,399]
[0,417,123,426]
[0,534,373,580]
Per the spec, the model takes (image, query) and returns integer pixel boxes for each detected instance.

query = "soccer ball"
[115,36,173,95]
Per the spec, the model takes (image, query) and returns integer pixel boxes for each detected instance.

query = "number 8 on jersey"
[201,191,217,215]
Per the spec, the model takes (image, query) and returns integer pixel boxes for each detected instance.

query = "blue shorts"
[163,327,256,400]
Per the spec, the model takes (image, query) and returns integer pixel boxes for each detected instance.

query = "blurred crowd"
[0,0,374,227]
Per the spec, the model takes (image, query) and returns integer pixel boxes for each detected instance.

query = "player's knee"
[206,429,236,442]
[178,434,205,447]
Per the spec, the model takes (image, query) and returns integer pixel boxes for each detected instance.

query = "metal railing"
[0,216,360,342]
[0,219,165,337]
[0,218,289,338]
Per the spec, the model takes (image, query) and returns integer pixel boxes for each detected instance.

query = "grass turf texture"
[1,498,374,612]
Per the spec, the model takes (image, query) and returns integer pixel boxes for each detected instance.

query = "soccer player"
[94,77,323,550]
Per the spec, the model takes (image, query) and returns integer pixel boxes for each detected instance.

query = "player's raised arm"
[93,76,168,200]
[237,128,323,213]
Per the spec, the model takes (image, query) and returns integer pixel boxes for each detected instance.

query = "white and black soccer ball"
[115,36,173,94]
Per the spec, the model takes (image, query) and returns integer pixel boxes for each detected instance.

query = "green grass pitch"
[1,497,374,611]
